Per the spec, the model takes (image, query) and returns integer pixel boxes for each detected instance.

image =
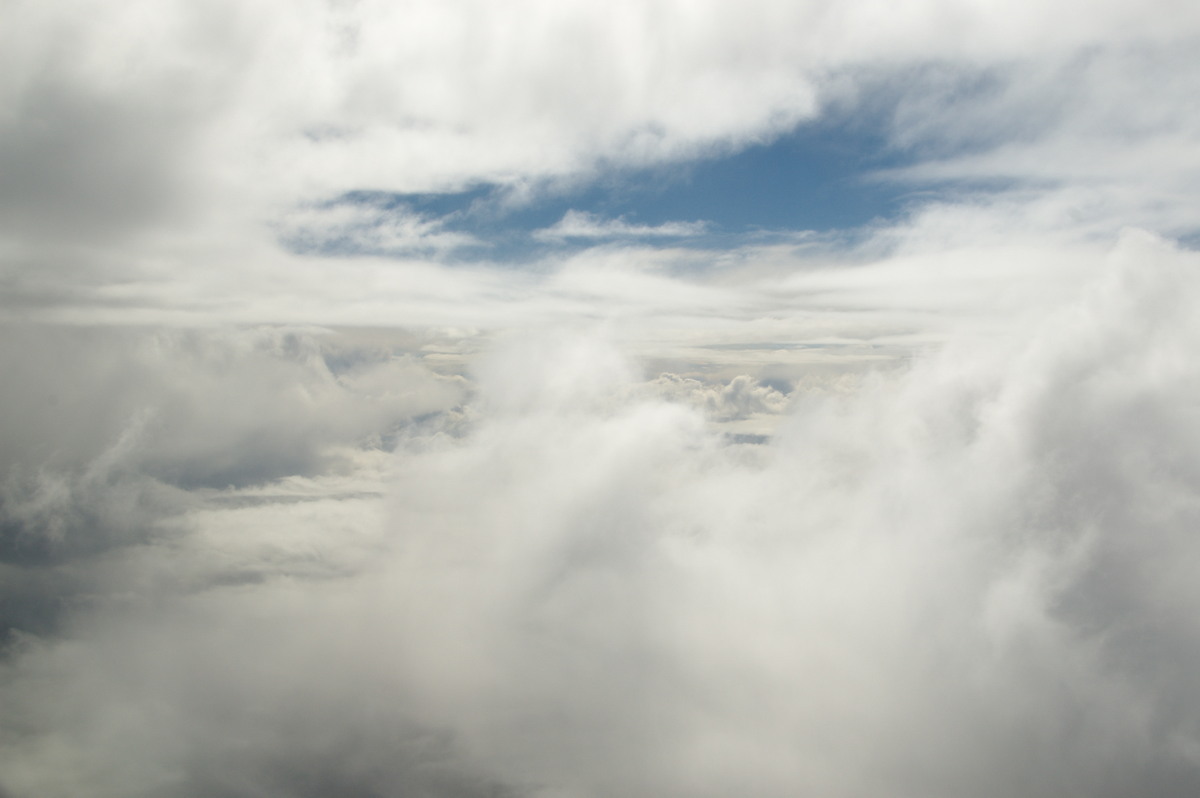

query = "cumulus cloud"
[2,233,1200,796]
[651,372,790,421]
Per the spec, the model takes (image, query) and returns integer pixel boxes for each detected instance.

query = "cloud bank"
[2,233,1200,797]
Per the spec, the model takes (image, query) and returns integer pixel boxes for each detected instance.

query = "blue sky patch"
[296,116,932,261]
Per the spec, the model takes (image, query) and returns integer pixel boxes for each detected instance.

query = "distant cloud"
[0,325,466,638]
[651,373,790,421]
[533,210,709,241]
[279,200,479,256]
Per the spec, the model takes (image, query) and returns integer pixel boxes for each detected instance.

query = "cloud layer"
[2,233,1200,797]
[4,0,1199,311]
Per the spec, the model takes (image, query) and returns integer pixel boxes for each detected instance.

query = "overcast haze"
[4,1,1200,796]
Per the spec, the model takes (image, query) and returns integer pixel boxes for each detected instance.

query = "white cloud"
[277,200,479,256]
[650,372,790,421]
[865,43,1200,238]
[3,0,1198,303]
[3,2,1191,337]
[533,210,709,241]
[3,235,1200,796]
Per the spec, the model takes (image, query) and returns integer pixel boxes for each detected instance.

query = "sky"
[3,2,1200,796]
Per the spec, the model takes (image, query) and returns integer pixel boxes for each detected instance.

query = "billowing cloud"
[651,372,790,421]
[2,233,1200,797]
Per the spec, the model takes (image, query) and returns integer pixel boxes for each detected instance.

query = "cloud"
[278,199,480,257]
[4,0,1198,305]
[650,372,790,421]
[533,210,709,241]
[0,324,465,639]
[2,232,1200,796]
[5,3,1200,796]
[864,42,1200,238]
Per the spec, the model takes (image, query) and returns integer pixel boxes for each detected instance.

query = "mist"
[1,233,1198,797]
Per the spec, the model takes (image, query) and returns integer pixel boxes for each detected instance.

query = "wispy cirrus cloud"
[532,210,709,241]
[278,198,480,257]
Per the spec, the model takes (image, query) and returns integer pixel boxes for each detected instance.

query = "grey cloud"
[0,77,193,246]
[0,324,464,639]
[0,1,257,255]
[0,325,463,490]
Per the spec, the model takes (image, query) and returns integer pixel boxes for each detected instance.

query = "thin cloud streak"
[533,210,709,241]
